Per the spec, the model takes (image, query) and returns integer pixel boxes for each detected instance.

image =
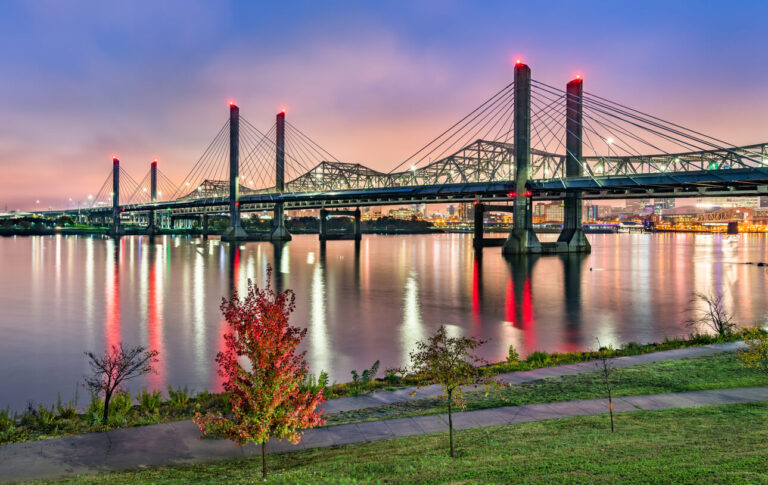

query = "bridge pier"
[319,207,361,241]
[473,202,514,249]
[727,221,739,234]
[503,61,541,255]
[270,110,292,241]
[554,76,591,253]
[108,156,123,238]
[222,102,248,241]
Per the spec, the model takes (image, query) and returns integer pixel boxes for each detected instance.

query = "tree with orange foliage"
[194,267,325,478]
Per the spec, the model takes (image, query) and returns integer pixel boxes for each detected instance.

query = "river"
[1,232,767,411]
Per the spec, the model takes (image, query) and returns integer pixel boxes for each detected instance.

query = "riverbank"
[0,334,758,446]
[8,394,768,483]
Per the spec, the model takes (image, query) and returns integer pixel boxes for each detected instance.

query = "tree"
[739,330,768,375]
[595,339,616,433]
[84,343,159,423]
[686,291,736,338]
[56,215,75,226]
[194,267,325,478]
[408,325,490,458]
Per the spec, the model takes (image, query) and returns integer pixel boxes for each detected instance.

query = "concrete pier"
[554,76,591,253]
[319,208,361,241]
[503,62,541,255]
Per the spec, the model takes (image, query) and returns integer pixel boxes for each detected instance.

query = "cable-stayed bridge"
[30,62,768,254]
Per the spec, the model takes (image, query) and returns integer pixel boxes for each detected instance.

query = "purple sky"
[1,1,767,210]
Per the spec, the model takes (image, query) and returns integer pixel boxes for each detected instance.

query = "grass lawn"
[325,351,768,425]
[36,402,768,484]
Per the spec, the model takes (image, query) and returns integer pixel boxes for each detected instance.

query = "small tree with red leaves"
[194,267,325,478]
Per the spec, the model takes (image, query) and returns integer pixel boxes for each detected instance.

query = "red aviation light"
[524,190,533,197]
[575,74,582,80]
[228,99,236,107]
[508,191,516,198]
[280,107,287,114]
[473,200,479,206]
[515,58,522,65]
[234,202,240,207]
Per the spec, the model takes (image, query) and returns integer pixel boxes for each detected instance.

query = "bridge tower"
[270,109,292,241]
[503,61,541,254]
[147,159,158,236]
[555,77,591,252]
[222,102,248,241]
[109,156,123,238]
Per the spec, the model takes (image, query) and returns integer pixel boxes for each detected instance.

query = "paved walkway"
[320,341,745,413]
[1,386,767,483]
[0,341,750,483]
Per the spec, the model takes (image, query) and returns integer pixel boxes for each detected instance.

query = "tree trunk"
[262,441,267,478]
[103,393,111,424]
[447,389,454,458]
[608,389,614,433]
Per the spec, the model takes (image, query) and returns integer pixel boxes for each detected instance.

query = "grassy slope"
[38,402,768,484]
[325,351,768,425]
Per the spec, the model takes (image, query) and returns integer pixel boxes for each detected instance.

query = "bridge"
[26,61,768,254]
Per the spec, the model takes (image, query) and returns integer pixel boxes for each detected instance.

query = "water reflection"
[3,233,768,411]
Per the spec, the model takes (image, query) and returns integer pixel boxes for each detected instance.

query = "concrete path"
[320,341,746,413]
[2,385,766,483]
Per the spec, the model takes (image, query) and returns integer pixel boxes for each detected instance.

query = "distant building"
[447,205,457,217]
[458,202,474,221]
[694,196,759,208]
[389,207,422,221]
[534,202,564,222]
[361,208,382,221]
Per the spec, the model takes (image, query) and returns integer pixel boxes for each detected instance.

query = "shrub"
[111,390,133,416]
[138,389,162,413]
[384,368,401,385]
[86,395,105,425]
[167,386,190,409]
[0,407,15,433]
[350,361,380,395]
[526,351,550,366]
[507,345,520,363]
[56,393,78,420]
[21,403,56,429]
[739,331,768,375]
[304,371,330,394]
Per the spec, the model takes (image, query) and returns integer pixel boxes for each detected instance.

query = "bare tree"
[686,291,736,338]
[595,339,616,433]
[84,343,159,423]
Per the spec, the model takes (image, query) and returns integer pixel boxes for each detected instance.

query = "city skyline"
[1,0,768,209]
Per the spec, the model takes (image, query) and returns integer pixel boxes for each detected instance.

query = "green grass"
[35,402,768,484]
[324,351,768,426]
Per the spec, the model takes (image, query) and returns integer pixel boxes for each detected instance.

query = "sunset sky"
[1,0,767,210]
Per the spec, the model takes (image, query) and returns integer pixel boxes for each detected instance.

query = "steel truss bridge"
[28,62,768,252]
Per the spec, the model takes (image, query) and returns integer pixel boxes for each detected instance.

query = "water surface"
[1,232,767,411]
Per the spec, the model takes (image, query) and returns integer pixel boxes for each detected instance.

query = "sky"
[1,0,767,210]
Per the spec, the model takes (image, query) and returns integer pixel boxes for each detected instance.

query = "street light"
[604,137,614,158]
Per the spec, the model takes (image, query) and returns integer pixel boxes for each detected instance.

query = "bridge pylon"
[554,76,591,253]
[503,61,541,255]
[147,159,158,236]
[222,102,248,241]
[270,109,292,241]
[108,156,123,238]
